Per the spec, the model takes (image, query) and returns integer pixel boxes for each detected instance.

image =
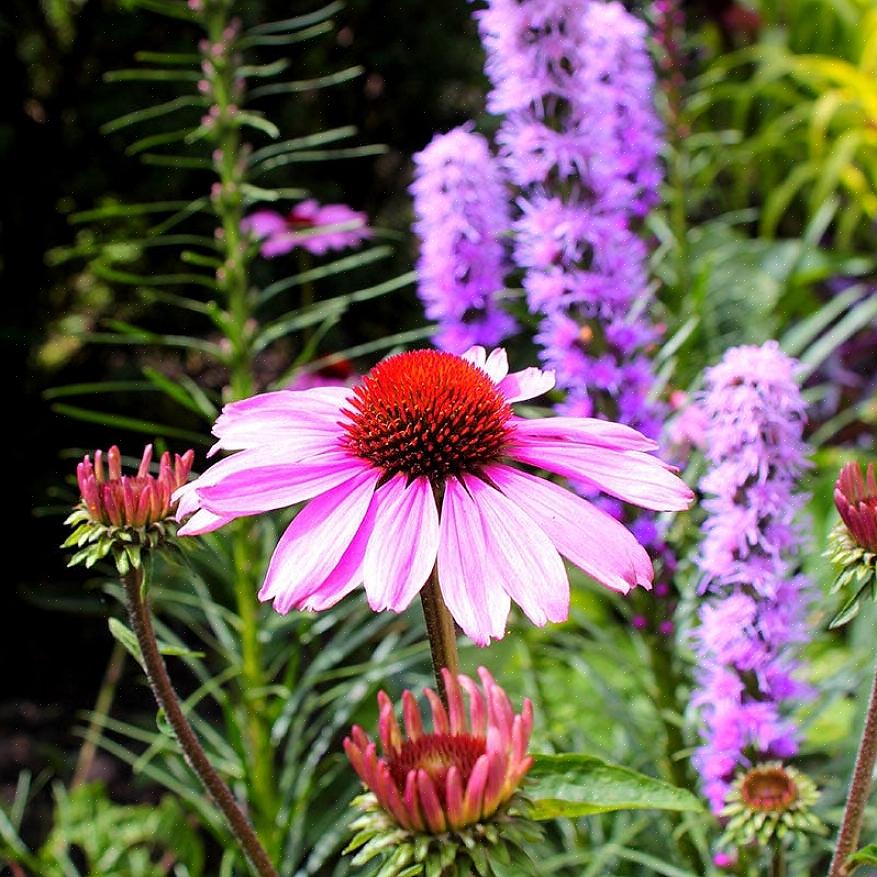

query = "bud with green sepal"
[827,461,877,628]
[64,444,194,576]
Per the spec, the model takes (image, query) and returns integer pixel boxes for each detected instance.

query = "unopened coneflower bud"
[827,461,877,627]
[343,668,541,876]
[64,444,194,575]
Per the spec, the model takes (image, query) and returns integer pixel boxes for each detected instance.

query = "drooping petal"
[198,451,369,515]
[509,441,693,511]
[497,366,556,402]
[486,464,653,592]
[460,345,487,369]
[177,507,236,536]
[258,468,380,611]
[483,347,510,382]
[510,415,658,451]
[437,477,511,646]
[460,474,569,626]
[362,475,439,612]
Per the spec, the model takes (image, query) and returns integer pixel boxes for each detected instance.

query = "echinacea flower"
[242,199,370,258]
[343,667,541,875]
[827,460,877,627]
[65,445,194,574]
[176,346,692,644]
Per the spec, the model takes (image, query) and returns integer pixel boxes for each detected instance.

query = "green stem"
[72,640,127,788]
[122,569,278,877]
[771,844,786,877]
[645,631,705,875]
[203,3,277,847]
[829,655,877,877]
[419,565,460,706]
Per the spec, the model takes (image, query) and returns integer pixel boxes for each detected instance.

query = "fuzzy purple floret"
[410,126,517,354]
[692,341,812,813]
[473,0,664,441]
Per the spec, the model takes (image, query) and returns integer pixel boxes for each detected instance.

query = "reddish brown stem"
[122,569,277,877]
[829,657,877,877]
[419,564,460,706]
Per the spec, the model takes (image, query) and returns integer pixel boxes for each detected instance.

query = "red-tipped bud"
[835,461,877,552]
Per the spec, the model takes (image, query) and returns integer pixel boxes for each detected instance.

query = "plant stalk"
[122,568,278,877]
[419,564,459,705]
[829,656,877,877]
[771,844,786,877]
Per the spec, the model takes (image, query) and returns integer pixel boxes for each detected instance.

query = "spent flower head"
[175,346,693,645]
[720,762,823,848]
[827,460,877,627]
[343,667,540,876]
[65,445,194,575]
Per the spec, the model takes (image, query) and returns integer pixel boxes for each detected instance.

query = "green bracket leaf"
[526,754,703,820]
[849,844,877,872]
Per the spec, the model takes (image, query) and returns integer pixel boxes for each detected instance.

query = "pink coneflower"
[176,346,692,644]
[835,461,877,552]
[242,199,371,258]
[344,667,532,832]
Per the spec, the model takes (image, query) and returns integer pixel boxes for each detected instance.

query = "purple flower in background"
[410,126,517,353]
[473,0,664,441]
[243,199,371,257]
[692,341,812,813]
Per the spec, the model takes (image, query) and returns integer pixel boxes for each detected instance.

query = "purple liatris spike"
[692,342,812,813]
[410,125,517,354]
[472,0,664,440]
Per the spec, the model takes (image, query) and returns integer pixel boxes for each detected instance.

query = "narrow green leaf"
[249,126,358,164]
[105,69,200,83]
[108,618,145,669]
[849,844,877,870]
[526,754,703,820]
[248,2,344,34]
[142,366,214,419]
[134,51,200,65]
[51,404,212,446]
[101,97,205,134]
[254,144,386,173]
[241,22,334,48]
[248,66,364,99]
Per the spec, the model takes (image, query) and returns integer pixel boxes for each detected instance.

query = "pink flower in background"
[176,346,692,645]
[344,667,532,832]
[242,199,371,257]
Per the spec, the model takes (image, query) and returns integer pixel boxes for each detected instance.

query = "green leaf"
[526,754,703,820]
[849,844,877,871]
[108,618,145,670]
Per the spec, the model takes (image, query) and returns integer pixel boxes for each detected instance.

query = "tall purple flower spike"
[692,341,812,813]
[410,125,517,353]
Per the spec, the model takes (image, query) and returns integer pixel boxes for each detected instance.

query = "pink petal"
[258,469,379,612]
[417,770,447,832]
[483,347,509,382]
[460,345,487,369]
[402,690,423,741]
[510,415,658,451]
[437,478,511,646]
[459,474,569,627]
[509,442,693,511]
[210,410,343,457]
[198,452,368,515]
[497,366,556,402]
[242,210,286,239]
[486,464,653,592]
[176,507,235,536]
[362,475,439,612]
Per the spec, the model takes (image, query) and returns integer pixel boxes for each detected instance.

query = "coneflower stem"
[771,844,785,877]
[420,564,459,705]
[829,655,877,877]
[122,568,278,877]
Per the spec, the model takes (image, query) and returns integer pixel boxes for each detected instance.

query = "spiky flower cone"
[64,445,194,574]
[828,461,877,627]
[720,762,823,848]
[343,667,541,876]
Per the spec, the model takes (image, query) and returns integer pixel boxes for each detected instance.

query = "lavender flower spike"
[410,125,516,354]
[693,341,812,813]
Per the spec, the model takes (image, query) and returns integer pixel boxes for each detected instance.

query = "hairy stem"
[122,568,278,877]
[771,844,786,877]
[419,565,459,705]
[829,657,877,877]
